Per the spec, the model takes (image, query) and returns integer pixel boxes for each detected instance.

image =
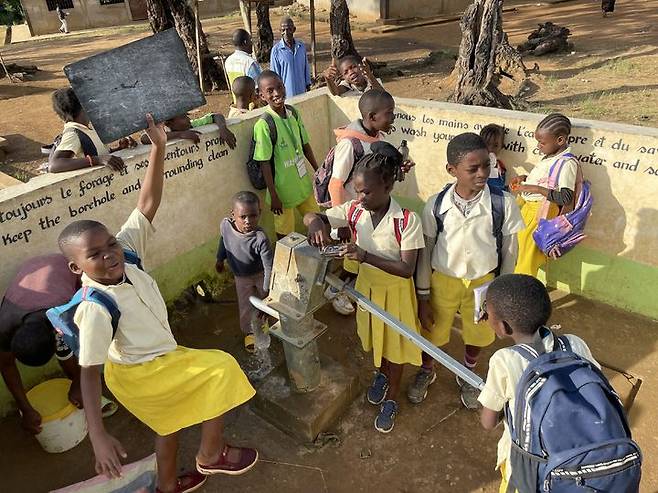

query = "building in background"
[299,0,472,22]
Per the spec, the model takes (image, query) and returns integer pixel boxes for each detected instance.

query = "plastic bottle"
[397,140,409,181]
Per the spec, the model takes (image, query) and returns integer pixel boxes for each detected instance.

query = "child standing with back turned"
[512,113,578,277]
[253,70,320,239]
[305,143,425,433]
[58,115,257,493]
[412,133,524,410]
[216,191,273,354]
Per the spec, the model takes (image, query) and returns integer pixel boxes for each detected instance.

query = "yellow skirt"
[343,257,359,275]
[355,264,422,367]
[514,198,559,278]
[105,346,255,436]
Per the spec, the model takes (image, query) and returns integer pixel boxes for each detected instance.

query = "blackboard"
[64,29,206,144]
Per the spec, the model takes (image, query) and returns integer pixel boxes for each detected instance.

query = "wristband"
[86,155,93,167]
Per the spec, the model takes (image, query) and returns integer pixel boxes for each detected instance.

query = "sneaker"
[367,372,389,405]
[407,369,437,404]
[324,285,339,301]
[332,292,355,315]
[374,400,399,433]
[456,375,481,410]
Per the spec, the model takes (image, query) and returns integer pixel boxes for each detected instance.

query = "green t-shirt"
[253,106,313,209]
[191,113,214,128]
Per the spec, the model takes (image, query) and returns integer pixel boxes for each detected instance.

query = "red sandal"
[155,470,207,493]
[196,444,259,476]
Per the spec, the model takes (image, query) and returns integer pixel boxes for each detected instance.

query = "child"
[253,70,320,239]
[480,123,507,192]
[216,191,273,353]
[512,113,578,277]
[304,143,425,433]
[49,87,135,173]
[227,76,259,119]
[323,56,383,97]
[140,112,236,149]
[58,115,257,493]
[412,133,524,410]
[478,273,599,492]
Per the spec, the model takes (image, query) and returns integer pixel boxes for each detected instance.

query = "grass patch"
[603,58,637,75]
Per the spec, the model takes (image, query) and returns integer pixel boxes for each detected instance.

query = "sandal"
[196,444,258,476]
[156,471,207,493]
[244,334,255,354]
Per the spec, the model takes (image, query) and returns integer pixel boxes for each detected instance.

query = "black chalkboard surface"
[64,29,206,144]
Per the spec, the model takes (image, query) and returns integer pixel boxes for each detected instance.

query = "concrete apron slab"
[251,355,361,442]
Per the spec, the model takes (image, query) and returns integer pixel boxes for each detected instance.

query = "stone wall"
[329,95,658,319]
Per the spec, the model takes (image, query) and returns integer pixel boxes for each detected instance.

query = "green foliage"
[0,0,24,26]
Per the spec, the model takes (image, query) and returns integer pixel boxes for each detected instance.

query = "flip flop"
[244,334,256,354]
[101,396,118,418]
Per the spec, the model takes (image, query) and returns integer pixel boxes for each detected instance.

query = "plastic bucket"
[26,378,87,453]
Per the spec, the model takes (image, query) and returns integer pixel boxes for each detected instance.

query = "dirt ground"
[1,284,656,493]
[1,0,657,179]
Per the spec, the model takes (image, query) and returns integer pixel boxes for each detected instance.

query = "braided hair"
[536,113,572,138]
[353,141,402,187]
[480,124,505,147]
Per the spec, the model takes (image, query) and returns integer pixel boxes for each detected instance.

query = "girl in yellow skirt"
[512,113,579,277]
[57,116,257,493]
[305,143,425,433]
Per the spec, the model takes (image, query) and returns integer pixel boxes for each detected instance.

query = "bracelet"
[86,155,93,167]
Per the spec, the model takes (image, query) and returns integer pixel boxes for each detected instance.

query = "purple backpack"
[313,137,365,208]
[533,157,592,258]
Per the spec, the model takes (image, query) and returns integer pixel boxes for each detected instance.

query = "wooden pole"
[0,52,14,84]
[310,0,317,79]
[194,0,204,93]
[239,0,251,33]
[247,0,252,34]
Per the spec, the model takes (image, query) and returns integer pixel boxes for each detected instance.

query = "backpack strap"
[123,249,143,271]
[72,128,99,157]
[259,113,278,179]
[393,208,411,246]
[344,138,365,185]
[553,334,572,353]
[347,201,365,241]
[489,187,505,277]
[79,287,121,334]
[432,184,453,236]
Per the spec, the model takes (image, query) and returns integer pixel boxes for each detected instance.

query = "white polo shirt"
[74,209,177,367]
[325,197,424,261]
[522,147,578,202]
[420,184,524,280]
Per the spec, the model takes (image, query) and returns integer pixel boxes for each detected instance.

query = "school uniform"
[325,198,425,367]
[416,185,524,348]
[478,331,599,491]
[515,147,578,277]
[55,122,109,158]
[337,78,381,97]
[74,209,255,436]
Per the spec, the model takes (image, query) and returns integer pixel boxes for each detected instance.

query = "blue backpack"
[433,184,505,275]
[46,250,142,357]
[506,328,642,493]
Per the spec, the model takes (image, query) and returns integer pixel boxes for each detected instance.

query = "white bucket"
[26,378,88,454]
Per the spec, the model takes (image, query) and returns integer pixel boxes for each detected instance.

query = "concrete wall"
[298,0,471,21]
[21,0,241,36]
[329,95,658,320]
[0,90,331,415]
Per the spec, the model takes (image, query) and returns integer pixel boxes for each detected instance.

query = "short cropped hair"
[232,28,251,47]
[232,76,255,98]
[52,88,83,122]
[537,113,572,138]
[446,132,487,165]
[487,274,552,335]
[358,89,394,118]
[280,15,294,27]
[58,219,107,254]
[257,69,282,88]
[233,190,260,207]
[11,313,56,367]
[338,55,361,70]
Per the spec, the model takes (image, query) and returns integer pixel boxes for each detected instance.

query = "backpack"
[433,184,505,276]
[505,328,642,493]
[346,201,411,246]
[48,128,99,163]
[45,250,142,357]
[246,105,300,190]
[313,136,365,208]
[533,156,593,259]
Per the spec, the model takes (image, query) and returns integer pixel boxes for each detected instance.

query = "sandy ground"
[1,285,656,493]
[1,0,657,178]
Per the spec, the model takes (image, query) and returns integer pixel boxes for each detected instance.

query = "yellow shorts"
[274,194,319,236]
[426,271,495,348]
[514,197,559,278]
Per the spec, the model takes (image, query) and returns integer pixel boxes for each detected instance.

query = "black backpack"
[246,105,300,190]
[433,184,505,275]
[48,127,99,164]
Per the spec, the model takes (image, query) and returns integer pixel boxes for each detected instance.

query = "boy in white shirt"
[412,133,525,409]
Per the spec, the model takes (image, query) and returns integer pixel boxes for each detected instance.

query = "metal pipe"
[309,0,317,79]
[249,296,280,320]
[325,274,485,390]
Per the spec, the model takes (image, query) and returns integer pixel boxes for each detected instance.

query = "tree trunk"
[254,1,273,63]
[329,0,359,60]
[451,0,525,109]
[145,0,226,91]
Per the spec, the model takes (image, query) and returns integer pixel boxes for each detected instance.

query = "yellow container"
[26,378,88,453]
